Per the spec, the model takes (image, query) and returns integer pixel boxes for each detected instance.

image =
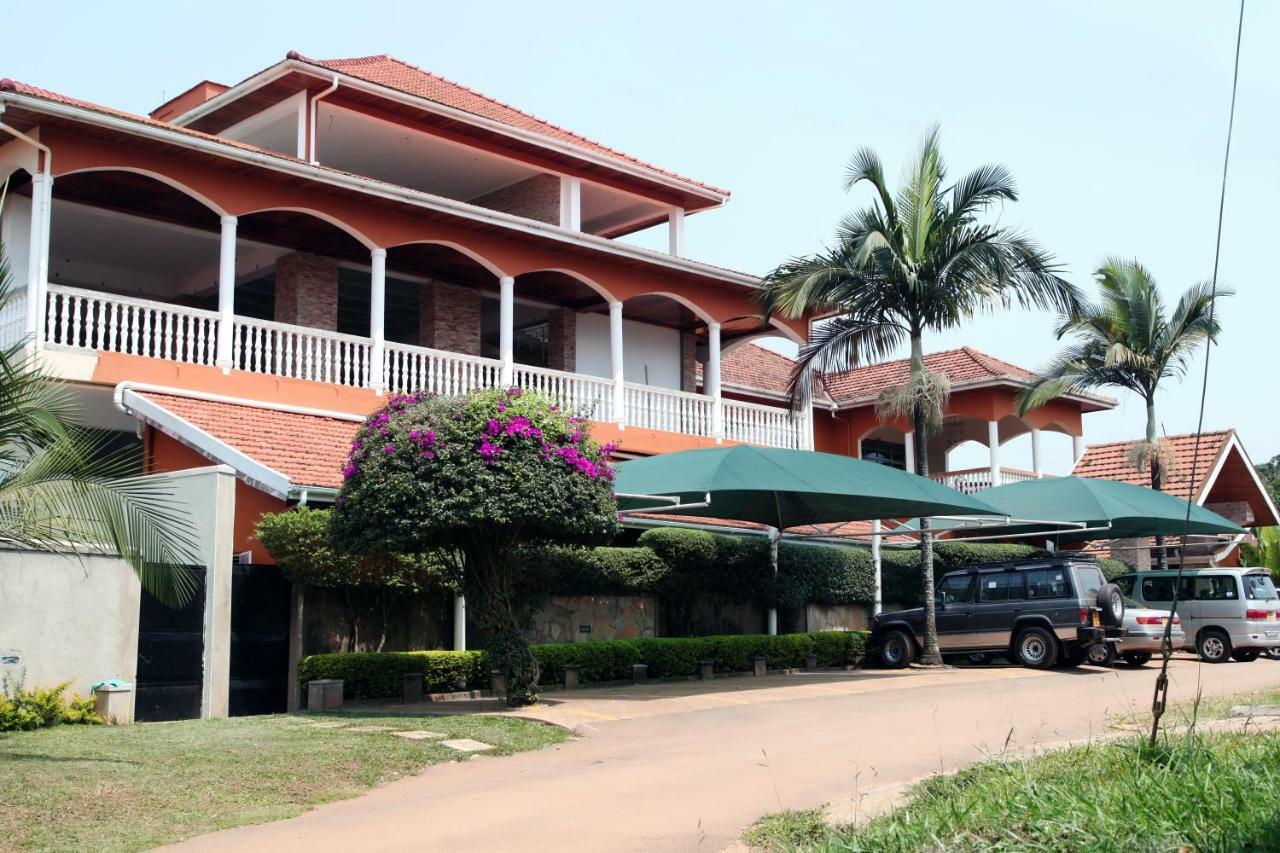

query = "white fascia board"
[4,93,756,288]
[171,60,730,206]
[828,377,1117,412]
[1198,432,1280,523]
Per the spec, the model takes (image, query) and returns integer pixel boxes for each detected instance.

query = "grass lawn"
[0,711,568,851]
[744,683,1280,852]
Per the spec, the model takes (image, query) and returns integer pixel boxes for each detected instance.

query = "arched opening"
[507,269,614,373]
[859,425,909,470]
[604,292,708,392]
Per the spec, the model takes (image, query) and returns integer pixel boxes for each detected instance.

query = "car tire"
[1231,649,1260,663]
[1096,583,1125,628]
[966,652,991,665]
[1013,626,1060,669]
[1265,647,1280,661]
[1197,629,1232,664]
[1121,651,1152,667]
[1087,643,1117,667]
[879,630,916,669]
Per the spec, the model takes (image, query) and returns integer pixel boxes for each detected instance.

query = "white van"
[1113,568,1280,663]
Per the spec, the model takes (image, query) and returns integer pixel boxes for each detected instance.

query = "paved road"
[171,658,1280,853]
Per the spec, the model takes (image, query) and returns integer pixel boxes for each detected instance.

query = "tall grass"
[814,732,1280,852]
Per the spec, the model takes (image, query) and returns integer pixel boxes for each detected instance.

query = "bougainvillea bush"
[330,387,620,705]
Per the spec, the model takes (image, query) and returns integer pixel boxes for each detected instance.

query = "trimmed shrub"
[298,631,869,697]
[298,650,488,700]
[0,675,100,732]
[777,543,876,609]
[517,545,670,596]
[1097,557,1130,581]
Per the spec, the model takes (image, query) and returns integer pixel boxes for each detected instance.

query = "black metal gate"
[135,567,206,722]
[229,564,291,716]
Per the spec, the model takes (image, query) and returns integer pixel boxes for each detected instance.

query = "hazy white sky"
[5,1,1272,474]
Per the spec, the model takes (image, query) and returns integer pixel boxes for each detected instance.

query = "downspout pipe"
[0,102,53,346]
[308,76,339,165]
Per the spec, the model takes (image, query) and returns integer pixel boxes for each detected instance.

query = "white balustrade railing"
[384,342,503,397]
[0,289,26,349]
[624,382,712,436]
[722,397,810,450]
[930,467,1041,494]
[515,363,615,421]
[232,316,371,387]
[37,284,812,450]
[46,284,219,366]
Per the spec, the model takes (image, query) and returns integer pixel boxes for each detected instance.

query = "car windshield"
[1243,574,1279,601]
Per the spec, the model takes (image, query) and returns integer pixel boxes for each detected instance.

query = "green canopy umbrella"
[613,444,1004,527]
[899,476,1246,541]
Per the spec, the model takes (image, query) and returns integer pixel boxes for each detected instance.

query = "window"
[1074,566,1104,597]
[1141,576,1176,603]
[937,574,977,605]
[979,572,1024,602]
[861,439,906,471]
[1113,575,1135,597]
[1026,568,1070,599]
[1192,575,1239,601]
[1244,574,1279,601]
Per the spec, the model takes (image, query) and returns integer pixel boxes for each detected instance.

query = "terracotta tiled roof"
[716,344,1104,408]
[1071,431,1234,502]
[293,53,727,197]
[140,392,359,490]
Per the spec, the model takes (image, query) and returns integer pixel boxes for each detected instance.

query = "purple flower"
[507,387,524,398]
[486,419,502,437]
[384,443,396,454]
[342,463,358,480]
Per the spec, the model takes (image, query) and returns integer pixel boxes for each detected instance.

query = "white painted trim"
[111,381,365,421]
[4,93,756,288]
[559,176,581,231]
[1197,432,1280,523]
[827,376,1116,412]
[170,59,730,205]
[668,207,685,257]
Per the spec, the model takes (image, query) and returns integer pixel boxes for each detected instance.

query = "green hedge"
[299,631,869,698]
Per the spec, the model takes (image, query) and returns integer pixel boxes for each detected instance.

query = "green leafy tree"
[330,388,618,705]
[760,126,1077,665]
[0,244,198,605]
[1256,454,1280,506]
[1018,258,1228,569]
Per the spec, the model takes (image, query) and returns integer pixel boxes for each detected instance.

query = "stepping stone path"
[343,725,395,733]
[441,738,495,753]
[1228,705,1280,718]
[306,721,350,729]
[393,730,446,741]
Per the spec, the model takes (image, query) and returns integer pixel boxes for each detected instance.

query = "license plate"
[1092,612,1101,627]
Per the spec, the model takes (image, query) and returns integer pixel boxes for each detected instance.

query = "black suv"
[871,557,1125,669]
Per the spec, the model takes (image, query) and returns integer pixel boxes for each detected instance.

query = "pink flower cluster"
[474,409,614,481]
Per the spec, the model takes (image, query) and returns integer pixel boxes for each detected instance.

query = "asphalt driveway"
[169,657,1280,853]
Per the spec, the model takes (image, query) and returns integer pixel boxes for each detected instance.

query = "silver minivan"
[1114,569,1280,662]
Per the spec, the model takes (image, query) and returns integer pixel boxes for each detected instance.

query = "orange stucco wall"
[146,429,285,565]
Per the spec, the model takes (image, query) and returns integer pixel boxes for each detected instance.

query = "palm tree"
[1017,258,1227,570]
[0,241,199,605]
[762,127,1078,665]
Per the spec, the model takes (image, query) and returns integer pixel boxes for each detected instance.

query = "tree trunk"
[910,336,943,666]
[468,544,540,707]
[1147,399,1169,571]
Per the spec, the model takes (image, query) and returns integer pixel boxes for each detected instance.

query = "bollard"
[307,678,344,711]
[699,660,715,680]
[403,672,425,704]
[753,656,767,677]
[490,669,508,698]
[806,653,818,672]
[631,663,649,685]
[564,665,581,691]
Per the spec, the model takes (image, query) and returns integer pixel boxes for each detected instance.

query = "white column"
[871,519,883,616]
[707,321,723,441]
[1072,434,1085,467]
[499,275,515,386]
[453,594,466,651]
[609,300,625,425]
[24,172,49,346]
[215,215,237,372]
[904,431,916,474]
[987,420,1001,485]
[668,207,686,257]
[1031,427,1043,478]
[370,248,387,394]
[559,176,581,231]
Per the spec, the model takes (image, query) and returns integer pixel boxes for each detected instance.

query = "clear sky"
[5,1,1273,474]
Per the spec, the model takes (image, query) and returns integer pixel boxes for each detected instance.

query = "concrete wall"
[575,312,681,390]
[524,595,657,644]
[805,603,871,632]
[0,548,141,698]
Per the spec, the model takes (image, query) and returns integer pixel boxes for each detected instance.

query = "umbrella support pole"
[767,526,779,636]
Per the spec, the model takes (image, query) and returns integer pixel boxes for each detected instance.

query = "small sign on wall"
[0,650,21,667]
[578,625,591,634]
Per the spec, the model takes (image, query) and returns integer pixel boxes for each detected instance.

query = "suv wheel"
[879,630,916,669]
[1014,626,1059,669]
[1265,647,1280,661]
[1197,629,1232,663]
[1087,643,1117,667]
[1121,651,1152,667]
[1231,649,1260,662]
